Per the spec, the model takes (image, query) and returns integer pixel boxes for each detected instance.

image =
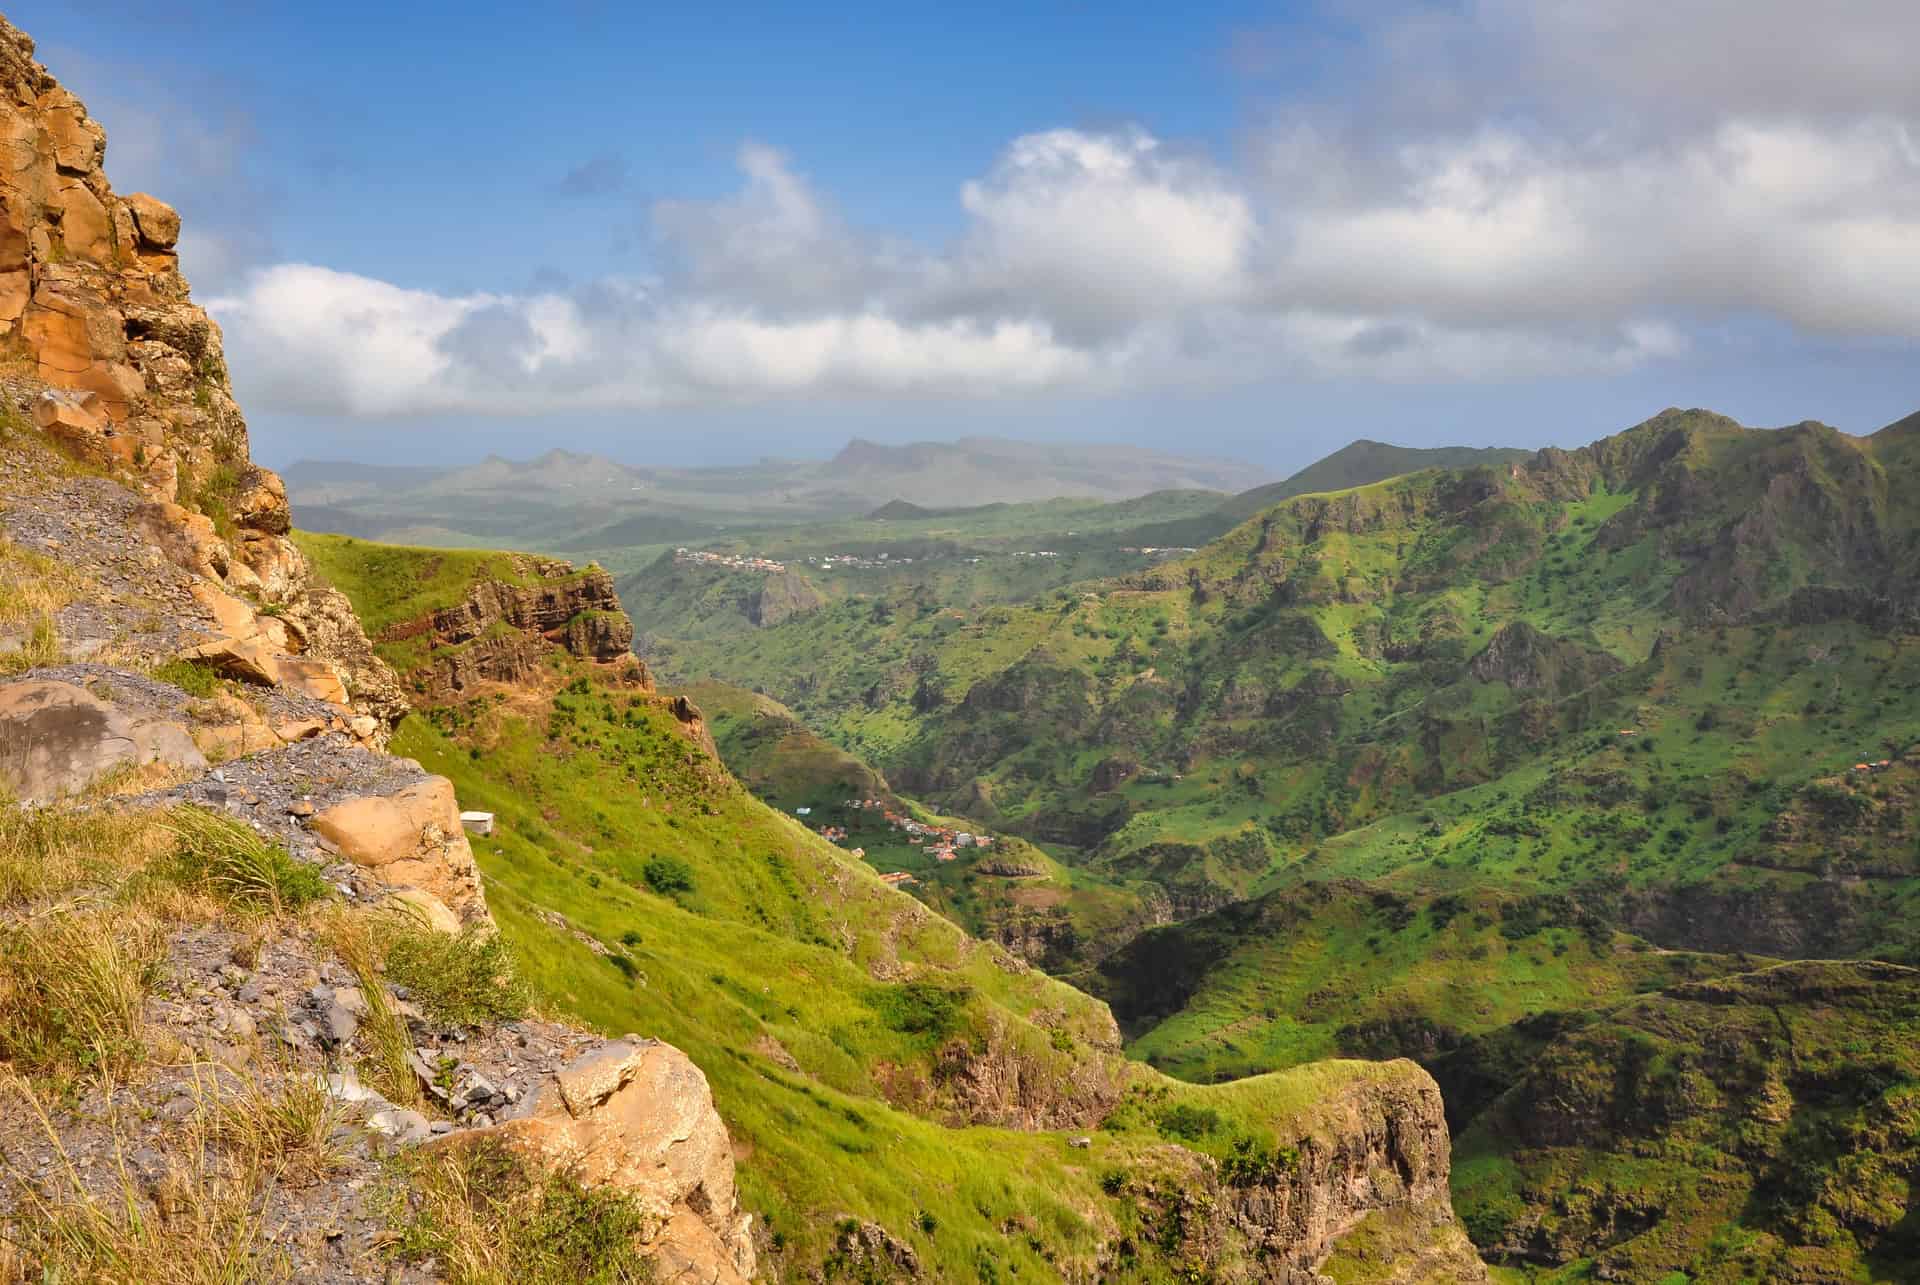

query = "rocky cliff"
[0,14,401,729]
[0,18,749,1282]
[378,557,638,702]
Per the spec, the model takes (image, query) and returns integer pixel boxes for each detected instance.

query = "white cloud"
[206,2,1920,419]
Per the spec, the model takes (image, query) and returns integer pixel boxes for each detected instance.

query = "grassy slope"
[1213,441,1531,525]
[296,531,594,636]
[312,533,1440,1279]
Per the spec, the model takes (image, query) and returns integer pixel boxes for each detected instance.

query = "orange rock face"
[0,15,406,733]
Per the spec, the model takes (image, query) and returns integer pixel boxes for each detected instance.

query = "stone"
[182,635,279,686]
[123,192,180,250]
[188,581,259,641]
[366,1107,433,1146]
[0,679,206,803]
[229,466,290,535]
[436,1038,754,1283]
[276,655,350,705]
[308,778,489,926]
[136,502,228,580]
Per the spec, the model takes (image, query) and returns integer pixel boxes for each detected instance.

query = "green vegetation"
[381,920,527,1028]
[380,1138,656,1285]
[163,807,333,915]
[304,529,1441,1279]
[612,407,1920,1269]
[292,531,596,637]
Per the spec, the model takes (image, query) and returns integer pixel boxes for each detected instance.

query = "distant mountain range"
[282,436,1274,550]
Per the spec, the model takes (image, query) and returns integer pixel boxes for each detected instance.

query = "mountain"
[1213,440,1530,524]
[633,404,1920,1272]
[828,434,1265,503]
[283,436,1264,557]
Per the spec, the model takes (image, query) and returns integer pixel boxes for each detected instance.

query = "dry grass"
[0,532,87,675]
[160,808,333,919]
[321,908,423,1109]
[0,534,85,629]
[0,903,166,1084]
[0,1069,308,1284]
[205,1062,351,1187]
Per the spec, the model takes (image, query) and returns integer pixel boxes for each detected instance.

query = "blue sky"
[17,1,1919,474]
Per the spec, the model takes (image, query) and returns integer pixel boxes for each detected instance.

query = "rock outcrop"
[307,775,489,929]
[0,15,399,728]
[0,677,204,801]
[386,558,640,702]
[440,1037,756,1283]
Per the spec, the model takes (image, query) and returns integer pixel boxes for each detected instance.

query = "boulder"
[0,679,205,802]
[436,1038,754,1283]
[182,634,280,686]
[307,777,488,926]
[229,465,291,535]
[123,192,180,250]
[273,655,349,705]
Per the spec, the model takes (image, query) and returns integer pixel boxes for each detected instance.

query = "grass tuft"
[0,903,165,1084]
[382,919,527,1029]
[161,809,333,916]
[379,1136,656,1284]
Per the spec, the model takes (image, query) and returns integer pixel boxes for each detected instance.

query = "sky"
[16,0,1920,475]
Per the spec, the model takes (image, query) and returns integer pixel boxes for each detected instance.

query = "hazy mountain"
[283,435,1267,551]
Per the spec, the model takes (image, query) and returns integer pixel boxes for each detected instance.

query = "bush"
[149,657,222,698]
[866,981,972,1043]
[383,921,528,1028]
[382,1138,655,1283]
[642,855,694,895]
[1156,1103,1222,1141]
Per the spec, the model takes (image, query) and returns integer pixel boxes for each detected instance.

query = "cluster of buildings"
[1850,759,1896,773]
[845,798,993,863]
[674,548,787,574]
[800,552,915,571]
[1117,546,1199,556]
[878,871,918,888]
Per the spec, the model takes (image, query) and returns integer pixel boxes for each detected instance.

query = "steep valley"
[622,409,1920,1278]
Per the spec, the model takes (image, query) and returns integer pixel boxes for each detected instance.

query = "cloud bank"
[207,0,1920,418]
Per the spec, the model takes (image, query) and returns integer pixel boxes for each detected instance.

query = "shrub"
[865,981,972,1043]
[382,920,527,1028]
[381,1137,655,1284]
[1156,1103,1222,1141]
[641,855,694,895]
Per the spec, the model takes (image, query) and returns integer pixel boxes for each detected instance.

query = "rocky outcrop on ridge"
[382,558,638,702]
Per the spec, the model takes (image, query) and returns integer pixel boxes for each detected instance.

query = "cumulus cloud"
[208,0,1920,419]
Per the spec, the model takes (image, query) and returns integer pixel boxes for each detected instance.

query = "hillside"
[1213,441,1530,525]
[292,529,1486,1280]
[626,404,1920,1266]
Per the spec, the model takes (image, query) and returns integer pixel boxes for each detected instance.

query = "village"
[673,548,788,573]
[792,798,996,889]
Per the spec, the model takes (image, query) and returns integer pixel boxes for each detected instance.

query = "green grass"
[291,530,596,636]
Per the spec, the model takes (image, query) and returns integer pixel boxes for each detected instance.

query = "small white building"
[459,811,495,838]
